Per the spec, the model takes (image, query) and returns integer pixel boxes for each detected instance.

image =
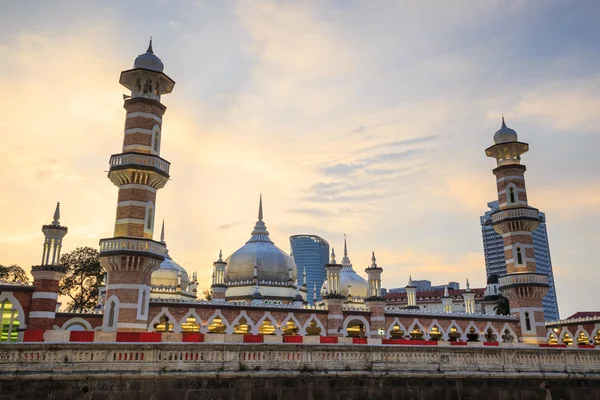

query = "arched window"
[1,300,20,343]
[509,187,515,203]
[146,207,153,230]
[525,311,531,331]
[516,247,523,265]
[108,302,116,327]
[140,291,146,317]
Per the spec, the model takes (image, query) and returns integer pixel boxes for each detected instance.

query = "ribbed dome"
[223,195,297,284]
[133,39,164,72]
[152,250,189,290]
[493,117,518,144]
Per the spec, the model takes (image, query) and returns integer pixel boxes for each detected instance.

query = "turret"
[322,248,344,337]
[211,250,227,301]
[364,251,386,338]
[463,279,476,314]
[405,276,418,309]
[28,203,68,332]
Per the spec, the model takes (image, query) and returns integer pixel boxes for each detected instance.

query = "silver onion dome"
[493,116,518,144]
[133,38,164,72]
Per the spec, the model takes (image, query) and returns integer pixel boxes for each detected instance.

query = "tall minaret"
[485,117,549,344]
[99,39,175,332]
[28,203,68,331]
[365,251,386,338]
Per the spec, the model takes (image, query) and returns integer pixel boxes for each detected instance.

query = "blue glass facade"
[480,201,560,321]
[290,235,329,303]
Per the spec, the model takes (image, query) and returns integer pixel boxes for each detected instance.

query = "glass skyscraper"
[480,201,560,321]
[290,235,329,303]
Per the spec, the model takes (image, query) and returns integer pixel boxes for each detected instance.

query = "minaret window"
[152,125,161,154]
[525,311,531,331]
[108,302,116,328]
[140,291,146,316]
[516,247,523,265]
[146,207,153,230]
[509,187,516,203]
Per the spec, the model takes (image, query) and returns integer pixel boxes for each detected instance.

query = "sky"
[1,0,599,319]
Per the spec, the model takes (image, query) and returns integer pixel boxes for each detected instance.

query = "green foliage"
[58,247,104,311]
[0,264,29,284]
[493,294,510,316]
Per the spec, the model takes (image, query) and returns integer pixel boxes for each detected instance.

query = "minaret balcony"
[491,207,540,233]
[108,152,170,189]
[99,237,166,261]
[499,273,549,290]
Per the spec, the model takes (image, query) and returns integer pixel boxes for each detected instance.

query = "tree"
[493,294,510,316]
[58,247,104,311]
[0,264,29,284]
[202,288,212,301]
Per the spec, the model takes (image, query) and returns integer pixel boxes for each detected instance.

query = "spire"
[52,202,61,226]
[466,278,471,292]
[330,248,336,264]
[247,194,273,244]
[443,285,449,297]
[160,219,165,243]
[341,235,352,268]
[371,251,376,264]
[147,37,153,53]
[501,114,506,128]
[303,267,307,286]
[343,234,348,257]
[218,249,223,262]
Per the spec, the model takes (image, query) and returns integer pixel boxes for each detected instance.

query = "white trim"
[102,296,120,332]
[125,128,153,135]
[118,303,140,309]
[371,316,385,321]
[511,307,544,312]
[342,315,371,338]
[327,314,343,320]
[502,231,534,236]
[61,317,93,331]
[117,200,149,208]
[108,283,149,290]
[127,112,162,123]
[136,286,150,320]
[496,175,525,183]
[32,292,58,300]
[498,188,526,195]
[301,314,326,336]
[499,200,528,208]
[0,292,27,330]
[118,323,148,329]
[504,244,533,251]
[123,144,153,152]
[148,307,178,333]
[115,218,145,225]
[327,329,340,334]
[119,184,157,192]
[506,257,536,264]
[252,311,278,335]
[29,311,55,319]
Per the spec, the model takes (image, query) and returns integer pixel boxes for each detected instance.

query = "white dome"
[133,40,164,72]
[151,249,189,290]
[493,118,518,144]
[223,195,297,284]
[320,266,368,298]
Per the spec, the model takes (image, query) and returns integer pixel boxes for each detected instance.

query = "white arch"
[280,312,304,336]
[482,322,501,342]
[385,317,408,339]
[228,310,255,335]
[148,307,179,333]
[464,321,483,341]
[0,292,26,330]
[252,311,278,335]
[425,319,445,341]
[573,326,591,345]
[201,309,230,334]
[61,317,93,331]
[408,318,426,339]
[500,323,518,343]
[342,315,371,338]
[302,314,326,336]
[546,328,559,344]
[447,320,464,341]
[178,308,203,333]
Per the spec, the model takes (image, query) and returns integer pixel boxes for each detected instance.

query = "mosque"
[1,40,598,347]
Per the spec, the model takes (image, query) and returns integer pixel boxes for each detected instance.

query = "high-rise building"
[481,200,560,321]
[290,235,329,303]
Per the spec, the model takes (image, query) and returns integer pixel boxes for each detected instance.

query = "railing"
[99,237,166,257]
[1,344,599,377]
[110,153,170,175]
[499,273,549,287]
[384,307,516,320]
[491,208,538,223]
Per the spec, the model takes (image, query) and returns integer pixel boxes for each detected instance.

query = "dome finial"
[218,249,223,262]
[330,248,336,264]
[444,285,449,297]
[160,219,165,243]
[258,193,263,221]
[371,251,376,263]
[501,114,506,128]
[466,278,471,292]
[343,234,348,257]
[147,37,153,53]
[52,202,61,226]
[247,193,273,244]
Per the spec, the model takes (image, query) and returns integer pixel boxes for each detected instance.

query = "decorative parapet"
[109,153,170,176]
[148,297,327,311]
[342,304,370,312]
[384,306,517,321]
[491,207,539,223]
[546,316,600,327]
[2,344,600,378]
[99,237,165,260]
[56,310,103,316]
[499,273,549,288]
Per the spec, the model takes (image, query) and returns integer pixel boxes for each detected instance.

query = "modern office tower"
[290,235,330,303]
[480,200,560,321]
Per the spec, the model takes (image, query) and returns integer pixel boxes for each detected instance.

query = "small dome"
[133,39,164,72]
[487,274,499,285]
[152,250,189,290]
[320,266,369,298]
[493,117,518,144]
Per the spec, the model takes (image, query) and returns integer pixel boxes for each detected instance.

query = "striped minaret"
[28,203,68,332]
[99,39,175,332]
[485,117,549,344]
